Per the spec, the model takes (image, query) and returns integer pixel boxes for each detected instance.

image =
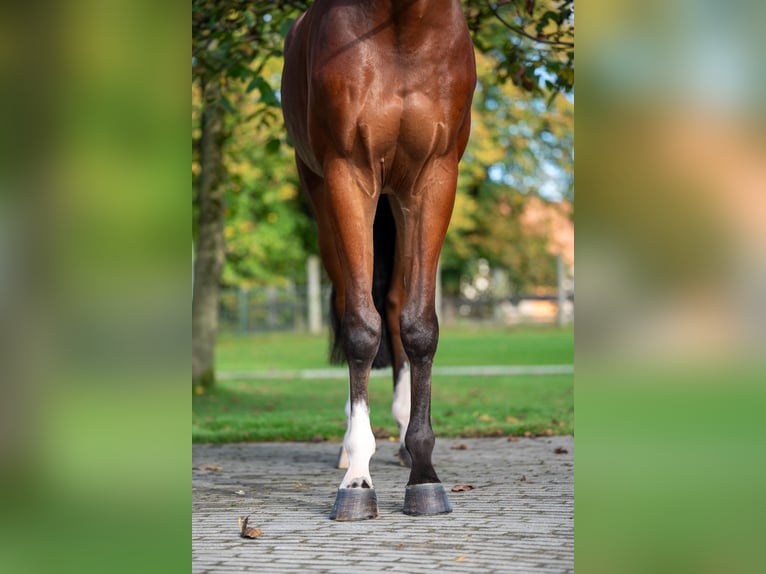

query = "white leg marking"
[337,399,351,469]
[391,364,411,451]
[340,401,376,489]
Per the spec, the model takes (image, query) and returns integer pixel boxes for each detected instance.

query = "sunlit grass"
[215,325,574,371]
[194,326,574,442]
[192,374,572,442]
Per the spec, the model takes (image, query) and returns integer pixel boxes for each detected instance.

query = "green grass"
[194,326,573,442]
[216,325,573,371]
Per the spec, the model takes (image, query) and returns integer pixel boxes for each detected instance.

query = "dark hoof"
[330,488,379,521]
[397,445,412,468]
[403,483,453,516]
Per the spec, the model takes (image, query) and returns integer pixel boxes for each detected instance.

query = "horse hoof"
[330,488,379,521]
[403,483,453,516]
[397,445,412,468]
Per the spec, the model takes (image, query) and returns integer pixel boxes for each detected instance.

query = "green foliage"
[192,1,302,88]
[444,42,573,294]
[219,64,316,286]
[465,0,574,97]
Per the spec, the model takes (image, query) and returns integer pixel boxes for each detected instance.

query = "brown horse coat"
[282,0,476,519]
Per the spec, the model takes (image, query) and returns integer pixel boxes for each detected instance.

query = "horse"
[281,0,476,520]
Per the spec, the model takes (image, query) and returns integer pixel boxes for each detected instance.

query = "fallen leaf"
[294,481,305,489]
[238,516,263,539]
[554,447,569,454]
[372,426,391,439]
[545,428,554,436]
[523,431,532,437]
[505,416,519,424]
[193,465,222,471]
[477,414,493,422]
[451,484,475,492]
[193,386,205,395]
[451,443,469,450]
[507,436,519,442]
[310,435,324,443]
[520,475,527,482]
[454,555,466,562]
[388,436,398,442]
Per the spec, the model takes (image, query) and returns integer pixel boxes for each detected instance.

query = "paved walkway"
[193,436,573,573]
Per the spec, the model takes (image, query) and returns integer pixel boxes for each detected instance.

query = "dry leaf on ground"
[451,484,475,492]
[554,447,569,454]
[193,465,222,471]
[451,443,469,450]
[238,516,263,539]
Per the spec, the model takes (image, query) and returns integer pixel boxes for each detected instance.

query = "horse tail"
[328,194,395,368]
[371,194,395,368]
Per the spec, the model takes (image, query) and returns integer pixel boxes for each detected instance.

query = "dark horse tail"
[329,194,395,368]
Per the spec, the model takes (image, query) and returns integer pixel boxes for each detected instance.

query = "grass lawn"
[193,325,573,442]
[216,325,573,371]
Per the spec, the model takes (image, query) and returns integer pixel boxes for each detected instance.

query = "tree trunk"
[192,79,225,387]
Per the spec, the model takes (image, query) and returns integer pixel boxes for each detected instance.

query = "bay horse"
[281,0,476,520]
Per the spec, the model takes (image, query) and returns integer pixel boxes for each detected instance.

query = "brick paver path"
[193,436,573,573]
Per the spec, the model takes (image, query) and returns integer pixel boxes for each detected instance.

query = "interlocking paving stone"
[193,436,573,573]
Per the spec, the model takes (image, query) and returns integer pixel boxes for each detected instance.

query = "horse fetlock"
[404,425,435,453]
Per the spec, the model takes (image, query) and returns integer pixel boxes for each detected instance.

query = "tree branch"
[487,2,574,48]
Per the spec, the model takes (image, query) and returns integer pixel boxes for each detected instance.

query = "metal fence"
[219,284,573,334]
[218,283,333,334]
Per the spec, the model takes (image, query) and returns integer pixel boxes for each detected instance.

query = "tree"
[192,80,225,388]
[192,1,296,387]
[466,0,574,98]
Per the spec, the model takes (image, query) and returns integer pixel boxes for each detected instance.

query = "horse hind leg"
[323,161,381,521]
[392,363,412,467]
[387,273,412,467]
[336,398,350,469]
[330,307,381,521]
[392,162,458,516]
